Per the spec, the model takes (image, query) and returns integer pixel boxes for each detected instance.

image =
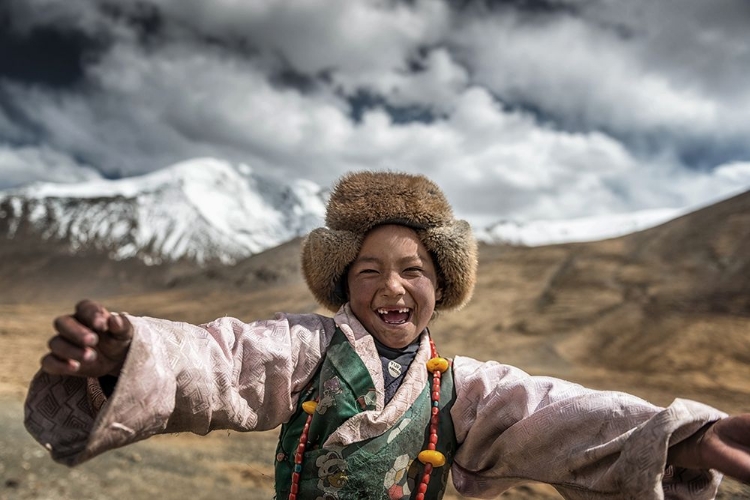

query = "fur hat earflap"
[301,171,478,312]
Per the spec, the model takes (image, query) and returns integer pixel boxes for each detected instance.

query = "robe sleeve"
[24,312,336,466]
[450,356,727,500]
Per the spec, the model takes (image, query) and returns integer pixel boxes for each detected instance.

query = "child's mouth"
[376,308,411,325]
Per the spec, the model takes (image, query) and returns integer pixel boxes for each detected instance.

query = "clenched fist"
[41,299,133,378]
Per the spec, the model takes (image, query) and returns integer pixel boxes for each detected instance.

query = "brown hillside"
[434,190,750,414]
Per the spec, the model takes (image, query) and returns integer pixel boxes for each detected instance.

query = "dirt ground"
[2,301,749,500]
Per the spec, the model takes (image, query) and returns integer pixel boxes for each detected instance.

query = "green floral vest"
[274,328,457,499]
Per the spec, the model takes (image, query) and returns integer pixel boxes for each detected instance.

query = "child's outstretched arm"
[26,300,335,466]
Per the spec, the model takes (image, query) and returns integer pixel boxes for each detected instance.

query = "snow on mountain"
[0,158,327,265]
[475,207,690,246]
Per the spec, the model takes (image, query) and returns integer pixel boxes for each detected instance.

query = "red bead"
[431,415,439,426]
[289,494,296,500]
[416,494,424,500]
[291,483,298,494]
[431,407,439,416]
[424,463,433,475]
[429,433,438,444]
[418,482,428,494]
[292,472,300,483]
[432,391,440,401]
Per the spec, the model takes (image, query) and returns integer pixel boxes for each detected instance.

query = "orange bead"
[426,357,449,373]
[418,450,446,467]
[302,400,318,415]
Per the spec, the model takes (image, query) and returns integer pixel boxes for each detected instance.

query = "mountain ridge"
[1,158,710,270]
[0,158,327,265]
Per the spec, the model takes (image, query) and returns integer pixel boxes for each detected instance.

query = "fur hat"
[301,171,478,312]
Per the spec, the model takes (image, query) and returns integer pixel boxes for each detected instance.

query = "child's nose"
[382,272,406,296]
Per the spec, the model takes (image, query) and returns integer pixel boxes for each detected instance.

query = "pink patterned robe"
[25,304,726,499]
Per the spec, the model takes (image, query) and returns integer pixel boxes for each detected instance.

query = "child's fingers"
[107,313,133,342]
[74,299,111,333]
[40,353,81,375]
[52,315,99,347]
[47,336,97,364]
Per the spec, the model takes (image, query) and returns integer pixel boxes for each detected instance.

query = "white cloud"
[4,39,354,178]
[687,162,750,206]
[157,0,451,75]
[451,12,728,135]
[334,86,648,222]
[0,144,101,189]
[334,47,471,114]
[436,1,750,179]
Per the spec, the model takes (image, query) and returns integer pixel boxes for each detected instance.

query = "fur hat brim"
[301,171,478,312]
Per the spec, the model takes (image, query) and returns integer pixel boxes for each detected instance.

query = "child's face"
[347,224,443,349]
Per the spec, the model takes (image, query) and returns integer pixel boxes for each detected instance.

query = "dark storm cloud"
[447,0,578,15]
[347,90,440,124]
[0,22,94,88]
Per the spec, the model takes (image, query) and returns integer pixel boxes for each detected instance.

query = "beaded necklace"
[288,336,450,500]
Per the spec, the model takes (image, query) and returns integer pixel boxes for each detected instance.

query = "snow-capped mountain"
[475,207,690,246]
[0,158,327,265]
[0,157,693,265]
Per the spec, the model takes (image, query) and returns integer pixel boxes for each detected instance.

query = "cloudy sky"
[1,0,749,226]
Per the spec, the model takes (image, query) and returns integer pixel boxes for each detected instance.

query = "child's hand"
[41,299,133,378]
[669,414,750,484]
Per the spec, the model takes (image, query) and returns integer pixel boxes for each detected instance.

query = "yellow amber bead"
[302,401,318,415]
[426,357,449,373]
[418,450,446,467]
